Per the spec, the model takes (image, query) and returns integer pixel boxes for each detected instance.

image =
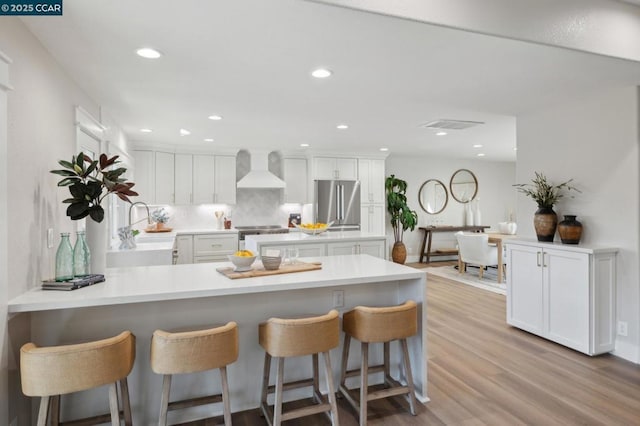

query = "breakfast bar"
[9,254,427,424]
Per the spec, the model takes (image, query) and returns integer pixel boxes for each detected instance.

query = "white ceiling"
[21,0,640,161]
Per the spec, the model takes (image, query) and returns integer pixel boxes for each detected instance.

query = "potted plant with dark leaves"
[51,152,138,272]
[386,174,418,264]
[513,172,579,242]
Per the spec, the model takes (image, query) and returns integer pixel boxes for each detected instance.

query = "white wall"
[516,86,640,362]
[386,155,516,262]
[0,19,129,424]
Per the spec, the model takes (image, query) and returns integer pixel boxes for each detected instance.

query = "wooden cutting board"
[217,261,322,279]
[144,227,174,233]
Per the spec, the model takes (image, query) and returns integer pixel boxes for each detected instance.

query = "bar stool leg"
[120,377,133,426]
[260,352,272,420]
[400,339,417,416]
[50,395,60,426]
[359,342,369,426]
[108,382,121,424]
[220,366,232,425]
[340,333,351,389]
[37,396,49,426]
[273,357,285,426]
[159,374,172,426]
[322,351,340,426]
[312,353,321,404]
[383,341,392,386]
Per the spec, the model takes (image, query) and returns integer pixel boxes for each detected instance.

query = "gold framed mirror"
[449,169,478,203]
[418,179,448,215]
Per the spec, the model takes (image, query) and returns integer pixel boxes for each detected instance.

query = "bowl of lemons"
[296,221,333,235]
[228,250,256,272]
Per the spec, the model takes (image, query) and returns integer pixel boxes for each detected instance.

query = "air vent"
[421,119,485,130]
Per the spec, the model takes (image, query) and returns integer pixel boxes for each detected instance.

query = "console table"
[419,225,489,263]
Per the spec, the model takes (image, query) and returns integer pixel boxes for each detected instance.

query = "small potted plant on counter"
[386,174,418,264]
[151,208,171,231]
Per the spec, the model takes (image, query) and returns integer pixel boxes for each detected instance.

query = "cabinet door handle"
[543,252,548,267]
[536,251,541,267]
[211,244,222,247]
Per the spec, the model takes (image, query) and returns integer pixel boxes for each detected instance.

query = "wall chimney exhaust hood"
[236,150,286,189]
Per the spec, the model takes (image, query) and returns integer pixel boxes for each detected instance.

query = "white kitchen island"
[245,230,388,259]
[8,254,427,424]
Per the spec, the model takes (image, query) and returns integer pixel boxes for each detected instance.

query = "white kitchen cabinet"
[326,240,385,258]
[358,159,385,203]
[193,154,215,204]
[132,150,155,204]
[360,204,385,235]
[214,155,236,204]
[506,239,617,355]
[175,235,193,264]
[174,153,193,205]
[155,151,175,204]
[193,233,238,263]
[283,157,308,203]
[313,157,357,180]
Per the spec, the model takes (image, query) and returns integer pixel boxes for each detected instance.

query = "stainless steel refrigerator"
[314,180,361,230]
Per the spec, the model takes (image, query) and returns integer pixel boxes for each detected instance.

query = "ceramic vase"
[391,241,407,264]
[558,215,583,244]
[533,206,557,242]
[86,219,107,274]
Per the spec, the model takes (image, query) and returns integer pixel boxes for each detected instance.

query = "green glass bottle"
[55,233,74,281]
[73,231,91,276]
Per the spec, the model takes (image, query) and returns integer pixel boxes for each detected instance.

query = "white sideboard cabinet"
[506,239,617,356]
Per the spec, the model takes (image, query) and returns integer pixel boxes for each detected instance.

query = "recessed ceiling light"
[477,153,486,157]
[336,124,349,130]
[140,128,152,133]
[436,131,447,136]
[380,148,389,152]
[179,129,191,136]
[514,147,518,151]
[473,144,483,148]
[300,143,309,147]
[204,138,214,142]
[208,115,223,121]
[136,47,162,59]
[311,68,332,78]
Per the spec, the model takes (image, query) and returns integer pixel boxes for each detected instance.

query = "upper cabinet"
[313,156,357,180]
[132,150,155,204]
[154,151,175,204]
[283,157,308,203]
[214,155,236,204]
[133,149,236,205]
[358,159,385,204]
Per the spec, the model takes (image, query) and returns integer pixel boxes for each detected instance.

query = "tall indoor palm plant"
[386,175,418,264]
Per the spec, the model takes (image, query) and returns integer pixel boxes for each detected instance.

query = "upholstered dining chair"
[455,231,500,280]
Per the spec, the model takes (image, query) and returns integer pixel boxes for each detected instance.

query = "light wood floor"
[179,269,640,425]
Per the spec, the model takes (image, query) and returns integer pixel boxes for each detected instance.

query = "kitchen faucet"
[128,201,152,227]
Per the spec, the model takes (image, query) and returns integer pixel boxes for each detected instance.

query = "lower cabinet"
[175,235,194,264]
[326,240,385,258]
[194,234,238,263]
[175,233,238,264]
[506,240,617,355]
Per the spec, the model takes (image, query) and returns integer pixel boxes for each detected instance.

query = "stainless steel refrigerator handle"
[340,184,345,220]
[335,185,341,221]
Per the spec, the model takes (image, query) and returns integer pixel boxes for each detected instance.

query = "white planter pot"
[86,219,107,275]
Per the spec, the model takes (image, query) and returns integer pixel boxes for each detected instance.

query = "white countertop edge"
[245,231,387,245]
[504,238,618,254]
[8,255,425,313]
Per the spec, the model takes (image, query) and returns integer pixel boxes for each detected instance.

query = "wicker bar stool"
[259,310,340,426]
[151,322,239,425]
[339,300,418,425]
[20,330,136,426]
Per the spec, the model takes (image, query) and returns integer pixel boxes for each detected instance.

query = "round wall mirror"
[418,179,448,214]
[449,169,478,203]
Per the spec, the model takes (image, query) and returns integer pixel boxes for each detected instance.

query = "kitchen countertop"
[245,230,386,245]
[8,254,421,313]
